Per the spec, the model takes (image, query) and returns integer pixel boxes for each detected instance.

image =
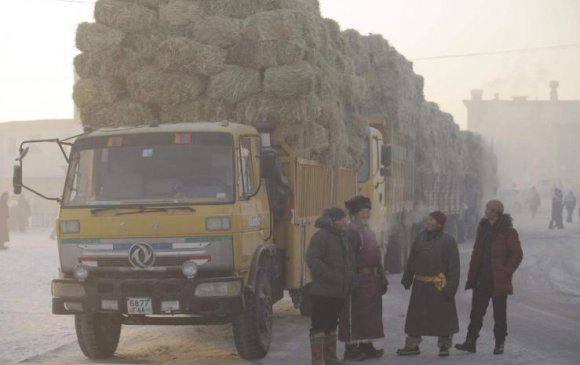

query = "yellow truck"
[13,121,390,360]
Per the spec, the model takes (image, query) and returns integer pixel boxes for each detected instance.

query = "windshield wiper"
[90,205,195,215]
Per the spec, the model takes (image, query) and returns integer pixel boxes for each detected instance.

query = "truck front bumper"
[52,276,244,324]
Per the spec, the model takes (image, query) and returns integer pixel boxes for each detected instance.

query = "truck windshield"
[63,132,234,206]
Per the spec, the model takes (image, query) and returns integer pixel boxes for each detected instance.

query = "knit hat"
[429,211,447,227]
[345,195,372,215]
[326,207,347,222]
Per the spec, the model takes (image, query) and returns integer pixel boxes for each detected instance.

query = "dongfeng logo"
[128,243,156,269]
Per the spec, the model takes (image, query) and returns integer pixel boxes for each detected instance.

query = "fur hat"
[345,195,372,215]
[429,210,447,227]
[326,207,347,222]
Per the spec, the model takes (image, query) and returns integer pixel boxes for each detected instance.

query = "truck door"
[237,136,270,271]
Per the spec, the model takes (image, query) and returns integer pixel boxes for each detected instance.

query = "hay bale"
[127,67,207,105]
[122,28,167,60]
[160,97,234,123]
[157,38,227,76]
[74,47,145,79]
[227,39,306,69]
[263,62,316,98]
[76,23,124,52]
[199,0,265,19]
[242,10,304,42]
[159,0,202,26]
[207,66,261,104]
[235,92,321,126]
[81,100,156,127]
[73,78,126,108]
[133,0,162,10]
[186,16,242,48]
[95,0,156,33]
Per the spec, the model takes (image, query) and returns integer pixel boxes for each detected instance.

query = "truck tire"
[299,284,312,317]
[233,268,273,360]
[75,313,121,359]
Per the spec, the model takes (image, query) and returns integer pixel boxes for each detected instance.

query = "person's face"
[485,204,499,221]
[426,216,442,231]
[354,208,371,223]
[333,216,348,231]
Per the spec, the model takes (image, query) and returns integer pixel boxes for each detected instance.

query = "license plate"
[127,297,153,315]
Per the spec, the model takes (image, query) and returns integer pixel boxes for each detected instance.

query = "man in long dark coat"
[549,187,564,229]
[397,211,460,357]
[339,196,387,361]
[455,200,523,355]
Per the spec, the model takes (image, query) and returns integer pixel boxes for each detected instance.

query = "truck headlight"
[60,220,80,234]
[52,282,86,298]
[206,217,231,231]
[195,281,242,297]
[181,260,198,279]
[73,264,89,282]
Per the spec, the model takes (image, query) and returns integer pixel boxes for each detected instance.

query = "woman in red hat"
[397,211,460,357]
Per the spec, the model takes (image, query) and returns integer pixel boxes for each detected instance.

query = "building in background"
[464,82,580,193]
[0,119,82,228]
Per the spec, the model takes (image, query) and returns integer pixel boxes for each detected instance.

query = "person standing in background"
[564,190,576,223]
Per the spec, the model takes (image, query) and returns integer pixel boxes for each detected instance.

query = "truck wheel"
[299,284,312,317]
[233,268,273,360]
[75,313,121,359]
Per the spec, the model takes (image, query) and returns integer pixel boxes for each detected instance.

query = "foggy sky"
[1,0,579,128]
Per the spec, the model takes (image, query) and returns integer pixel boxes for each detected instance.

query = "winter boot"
[493,339,505,355]
[359,342,384,358]
[310,331,325,365]
[323,331,347,365]
[396,345,420,356]
[455,336,477,353]
[344,343,366,361]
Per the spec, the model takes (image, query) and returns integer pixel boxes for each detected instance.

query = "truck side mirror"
[13,165,22,195]
[381,145,392,167]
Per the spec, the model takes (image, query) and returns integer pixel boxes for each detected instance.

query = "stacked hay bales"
[73,0,366,167]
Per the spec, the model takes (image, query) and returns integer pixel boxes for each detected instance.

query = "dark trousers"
[467,284,507,342]
[311,295,345,334]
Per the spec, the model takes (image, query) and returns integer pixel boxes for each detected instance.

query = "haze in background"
[1,0,579,128]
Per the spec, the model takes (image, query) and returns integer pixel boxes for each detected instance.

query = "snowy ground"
[1,210,579,364]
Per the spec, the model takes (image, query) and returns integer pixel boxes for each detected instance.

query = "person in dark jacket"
[397,211,460,357]
[0,193,9,249]
[339,196,387,361]
[306,207,353,365]
[455,200,523,355]
[564,190,577,223]
[549,187,564,229]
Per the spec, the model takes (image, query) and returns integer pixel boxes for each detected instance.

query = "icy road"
[1,212,579,365]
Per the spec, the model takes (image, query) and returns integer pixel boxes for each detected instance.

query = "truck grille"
[97,256,190,268]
